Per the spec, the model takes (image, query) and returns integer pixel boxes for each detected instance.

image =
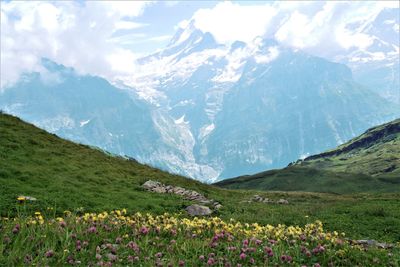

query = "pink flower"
[107,253,117,262]
[140,226,149,235]
[127,255,139,262]
[199,255,205,261]
[314,264,321,267]
[264,246,272,254]
[45,250,54,258]
[88,226,97,233]
[155,252,163,258]
[242,239,249,247]
[207,257,215,265]
[59,221,67,228]
[127,241,140,253]
[178,260,185,266]
[239,253,246,260]
[12,226,20,234]
[250,258,255,264]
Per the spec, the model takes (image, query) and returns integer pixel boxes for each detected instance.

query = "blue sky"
[1,1,399,88]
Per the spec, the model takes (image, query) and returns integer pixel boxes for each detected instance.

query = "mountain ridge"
[215,118,400,193]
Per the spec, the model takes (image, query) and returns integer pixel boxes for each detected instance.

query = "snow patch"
[80,119,90,127]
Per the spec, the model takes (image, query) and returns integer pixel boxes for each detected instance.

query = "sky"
[1,0,399,88]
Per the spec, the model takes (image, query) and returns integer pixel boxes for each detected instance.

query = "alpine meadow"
[1,1,399,266]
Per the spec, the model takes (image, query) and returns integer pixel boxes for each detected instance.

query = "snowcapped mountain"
[1,14,399,183]
[330,7,399,104]
[123,20,399,181]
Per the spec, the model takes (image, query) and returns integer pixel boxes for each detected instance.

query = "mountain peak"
[168,20,203,47]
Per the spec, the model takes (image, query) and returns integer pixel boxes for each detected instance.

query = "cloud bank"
[189,1,399,60]
[1,1,151,88]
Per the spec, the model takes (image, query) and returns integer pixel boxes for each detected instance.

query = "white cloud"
[192,2,277,44]
[177,1,399,61]
[0,1,151,88]
[115,21,147,30]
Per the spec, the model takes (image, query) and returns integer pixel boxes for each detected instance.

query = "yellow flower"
[34,212,41,216]
[17,196,26,201]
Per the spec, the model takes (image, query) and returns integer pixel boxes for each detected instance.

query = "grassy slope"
[300,118,400,178]
[1,113,400,242]
[216,118,400,194]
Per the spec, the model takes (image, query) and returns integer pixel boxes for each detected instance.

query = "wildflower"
[12,224,20,234]
[155,252,163,258]
[45,250,54,258]
[107,253,118,262]
[17,196,26,202]
[314,264,321,267]
[88,226,97,233]
[178,260,185,266]
[207,257,215,265]
[199,255,205,261]
[239,253,246,260]
[140,226,149,235]
[127,241,140,253]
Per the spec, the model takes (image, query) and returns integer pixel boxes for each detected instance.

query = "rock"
[186,204,212,216]
[354,239,393,249]
[142,180,162,190]
[142,180,221,211]
[262,198,271,203]
[277,199,289,204]
[214,204,223,210]
[152,187,167,193]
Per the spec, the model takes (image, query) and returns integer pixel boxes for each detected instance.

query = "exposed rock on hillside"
[186,204,212,216]
[142,180,222,212]
[248,195,289,204]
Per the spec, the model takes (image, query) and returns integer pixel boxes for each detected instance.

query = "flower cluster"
[1,210,398,266]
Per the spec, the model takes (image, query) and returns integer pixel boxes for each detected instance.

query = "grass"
[1,112,400,249]
[1,210,399,266]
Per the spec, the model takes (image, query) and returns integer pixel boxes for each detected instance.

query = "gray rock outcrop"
[142,180,222,213]
[186,204,212,216]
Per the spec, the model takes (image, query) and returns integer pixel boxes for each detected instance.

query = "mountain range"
[1,12,399,182]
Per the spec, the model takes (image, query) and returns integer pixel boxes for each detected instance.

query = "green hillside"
[1,113,400,243]
[299,118,400,178]
[215,118,400,194]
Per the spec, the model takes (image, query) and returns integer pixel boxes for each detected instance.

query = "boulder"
[277,199,289,204]
[186,204,212,216]
[142,180,162,190]
[152,187,167,193]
